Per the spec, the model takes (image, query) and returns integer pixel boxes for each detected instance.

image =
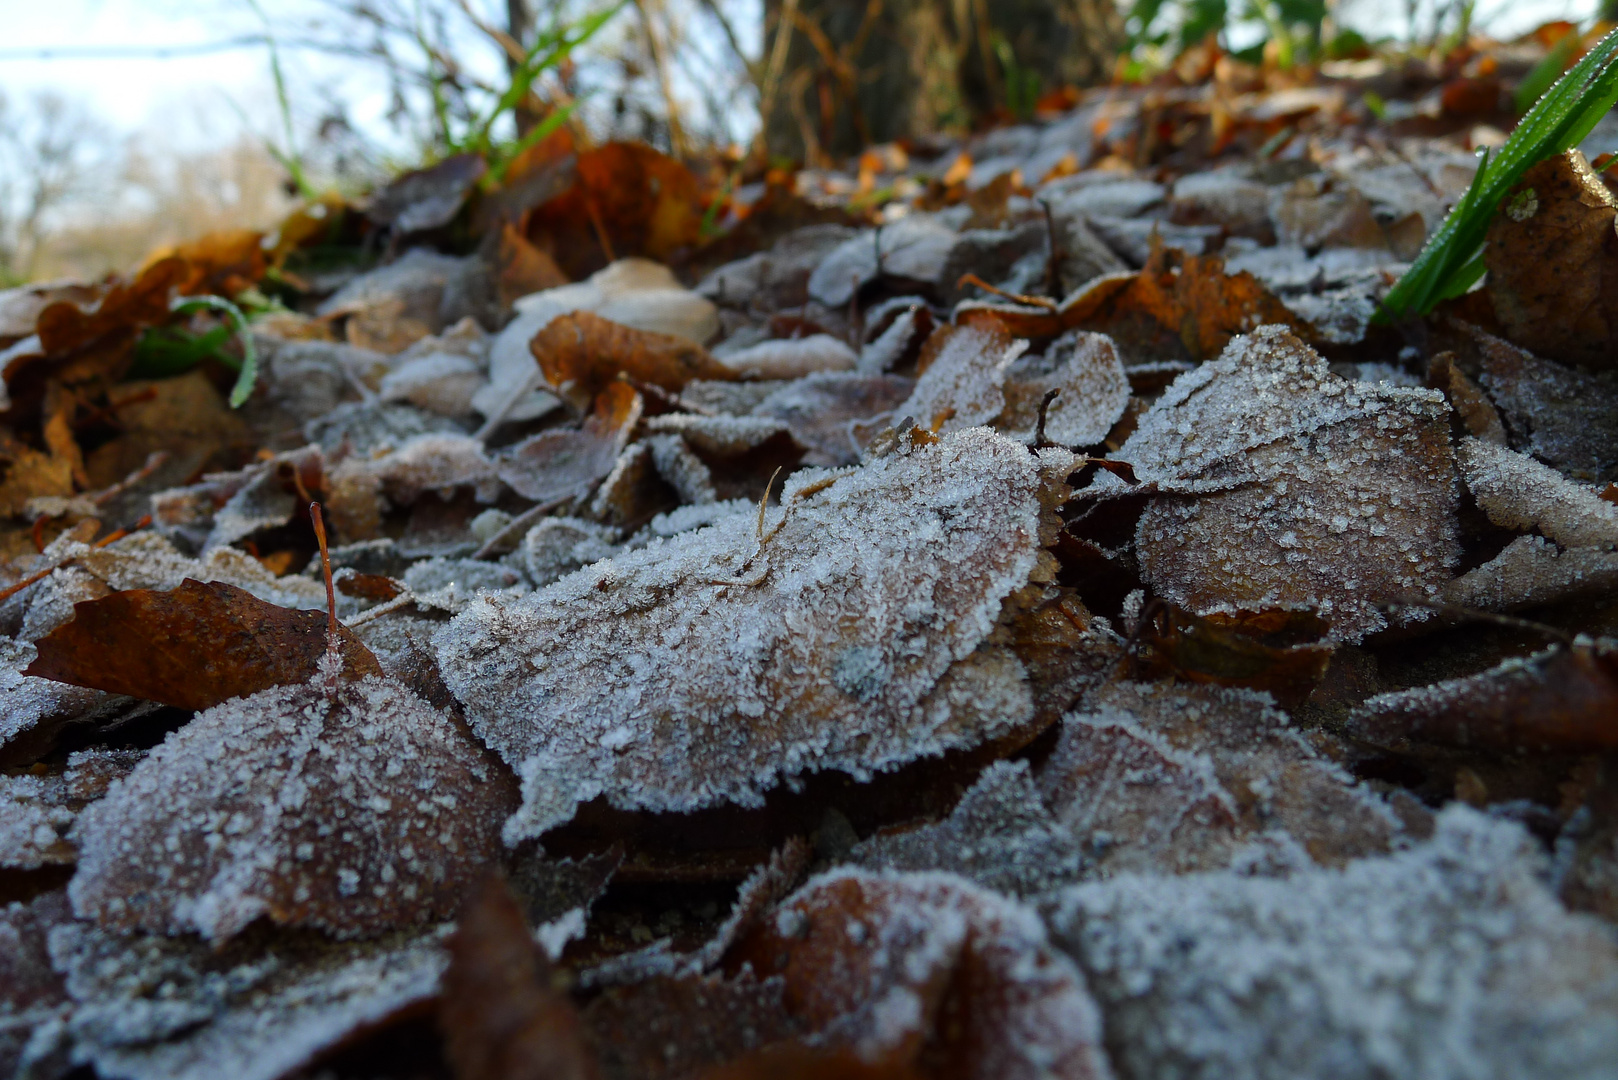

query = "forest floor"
[2,24,1618,1080]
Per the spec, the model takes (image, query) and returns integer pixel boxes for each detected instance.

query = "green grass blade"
[1376,26,1618,323]
[486,101,580,185]
[171,296,260,407]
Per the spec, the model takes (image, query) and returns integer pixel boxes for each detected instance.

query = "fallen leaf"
[724,869,1112,1079]
[367,153,488,235]
[0,889,72,1077]
[1457,436,1618,549]
[1129,600,1333,710]
[533,311,737,412]
[1349,639,1618,754]
[994,328,1130,447]
[69,661,517,940]
[583,972,801,1080]
[498,383,642,503]
[752,373,915,468]
[0,748,140,868]
[1484,150,1618,372]
[1110,325,1459,640]
[435,429,1070,844]
[526,142,711,280]
[441,874,602,1080]
[901,320,1027,434]
[144,228,268,299]
[26,578,381,711]
[1044,807,1618,1080]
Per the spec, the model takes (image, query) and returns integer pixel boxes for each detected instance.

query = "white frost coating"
[1045,806,1618,1080]
[1443,534,1618,612]
[762,868,1113,1080]
[997,329,1130,447]
[0,638,113,751]
[50,920,446,1080]
[434,428,1053,844]
[1457,437,1618,550]
[902,325,1028,434]
[69,668,512,942]
[534,907,588,960]
[716,334,858,380]
[0,749,140,869]
[1116,326,1459,640]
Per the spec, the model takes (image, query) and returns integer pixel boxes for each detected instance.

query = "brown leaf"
[498,383,642,502]
[1349,639,1618,755]
[25,578,381,711]
[69,667,517,941]
[145,228,269,298]
[723,870,1111,1080]
[442,874,602,1080]
[1131,600,1333,710]
[367,152,488,235]
[532,310,735,413]
[584,972,802,1080]
[496,221,570,310]
[527,142,711,280]
[1485,150,1618,372]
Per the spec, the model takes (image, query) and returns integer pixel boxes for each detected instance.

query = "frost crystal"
[1045,807,1618,1080]
[435,428,1059,844]
[1457,437,1618,550]
[70,670,516,942]
[901,323,1028,434]
[1117,326,1459,639]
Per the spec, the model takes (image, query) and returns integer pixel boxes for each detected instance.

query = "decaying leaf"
[1111,326,1459,640]
[436,428,1071,843]
[1484,151,1618,372]
[1348,639,1618,754]
[498,383,643,503]
[752,373,915,468]
[526,142,711,280]
[584,971,801,1080]
[1464,322,1618,480]
[724,869,1112,1079]
[26,579,381,711]
[1044,807,1618,1080]
[0,890,72,1078]
[49,917,448,1080]
[441,874,601,1080]
[367,153,488,235]
[0,748,140,868]
[995,329,1130,447]
[1129,601,1333,710]
[69,662,517,940]
[1443,533,1618,612]
[534,311,737,413]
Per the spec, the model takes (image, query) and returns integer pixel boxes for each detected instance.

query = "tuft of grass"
[132,296,260,408]
[1375,26,1618,324]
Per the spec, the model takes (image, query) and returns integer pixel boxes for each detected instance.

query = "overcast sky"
[0,0,1601,150]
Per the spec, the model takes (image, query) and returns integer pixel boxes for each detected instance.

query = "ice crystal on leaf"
[69,665,516,942]
[1114,326,1459,640]
[1045,807,1618,1080]
[435,428,1066,844]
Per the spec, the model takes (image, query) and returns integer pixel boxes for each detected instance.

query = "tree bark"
[761,0,1123,163]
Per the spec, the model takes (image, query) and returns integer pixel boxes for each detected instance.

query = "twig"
[754,0,801,156]
[634,0,688,157]
[954,273,1060,311]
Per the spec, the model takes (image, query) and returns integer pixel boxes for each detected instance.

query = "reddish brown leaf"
[25,578,381,711]
[441,874,602,1080]
[1132,600,1334,710]
[526,142,711,280]
[532,310,735,412]
[1484,150,1618,372]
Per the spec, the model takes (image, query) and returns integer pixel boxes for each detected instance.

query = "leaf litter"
[6,39,1618,1079]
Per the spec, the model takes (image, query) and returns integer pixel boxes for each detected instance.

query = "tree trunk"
[761,0,1123,164]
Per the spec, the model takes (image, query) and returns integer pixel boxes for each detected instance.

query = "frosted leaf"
[728,868,1111,1079]
[1469,322,1618,481]
[367,432,503,505]
[588,442,657,528]
[379,350,483,417]
[808,216,959,308]
[1069,681,1403,868]
[646,433,718,504]
[900,322,1029,434]
[644,412,801,459]
[716,334,858,379]
[0,890,72,1078]
[1457,437,1618,550]
[752,372,916,467]
[1443,534,1618,612]
[680,378,788,415]
[0,748,140,868]
[520,516,621,586]
[49,920,446,1080]
[1117,326,1459,640]
[1044,806,1618,1080]
[434,428,1060,844]
[69,670,517,942]
[1348,639,1618,755]
[858,305,932,374]
[629,498,753,546]
[583,971,799,1080]
[849,759,1090,896]
[995,329,1130,447]
[0,637,118,761]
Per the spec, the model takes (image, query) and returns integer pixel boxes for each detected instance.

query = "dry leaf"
[144,228,267,298]
[583,972,801,1080]
[1484,150,1618,372]
[0,748,140,868]
[1129,601,1333,710]
[435,429,1068,844]
[724,869,1111,1079]
[441,874,602,1080]
[994,328,1130,447]
[1113,326,1459,640]
[901,320,1027,434]
[752,373,915,468]
[1457,437,1618,550]
[69,662,517,940]
[26,578,381,711]
[367,153,487,235]
[533,311,736,413]
[0,890,71,1078]
[498,383,642,503]
[1045,807,1618,1080]
[1349,640,1618,754]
